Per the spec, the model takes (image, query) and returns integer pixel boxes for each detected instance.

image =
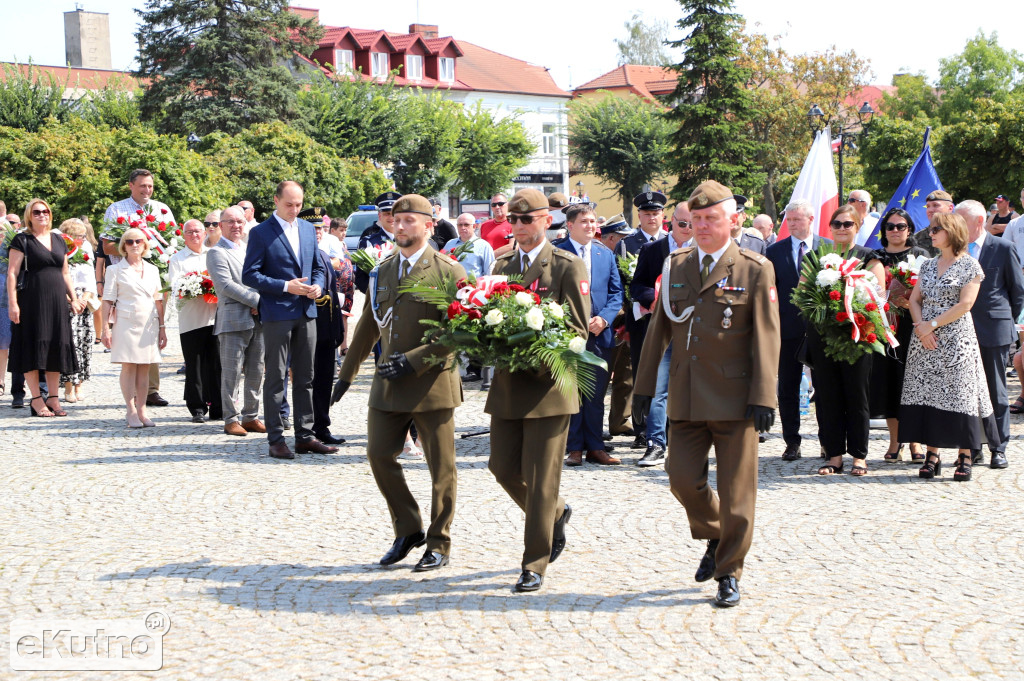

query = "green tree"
[76,78,143,130]
[615,13,671,66]
[0,62,74,132]
[663,0,766,200]
[199,121,391,217]
[879,72,940,122]
[933,99,1024,202]
[391,93,461,197]
[135,0,323,135]
[936,31,1024,124]
[451,102,535,200]
[568,93,672,222]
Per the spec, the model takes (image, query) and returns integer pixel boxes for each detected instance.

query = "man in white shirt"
[168,219,221,423]
[443,213,495,278]
[849,189,879,245]
[238,200,258,233]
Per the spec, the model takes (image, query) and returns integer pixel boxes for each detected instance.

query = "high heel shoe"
[30,396,54,417]
[45,396,68,416]
[883,444,904,462]
[953,453,973,482]
[919,453,941,479]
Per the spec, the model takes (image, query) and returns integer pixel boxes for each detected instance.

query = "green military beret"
[392,194,433,217]
[508,188,549,213]
[688,180,734,211]
[548,192,569,209]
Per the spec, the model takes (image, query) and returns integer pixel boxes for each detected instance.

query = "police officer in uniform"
[333,194,466,571]
[301,207,346,446]
[485,188,590,592]
[634,180,780,608]
[355,191,401,293]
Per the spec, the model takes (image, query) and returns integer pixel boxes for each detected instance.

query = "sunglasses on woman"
[928,226,944,235]
[830,220,857,230]
[508,214,543,224]
[124,238,145,246]
[32,209,51,216]
[884,222,908,232]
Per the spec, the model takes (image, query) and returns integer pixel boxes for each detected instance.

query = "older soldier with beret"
[333,194,466,571]
[634,180,780,608]
[486,188,590,593]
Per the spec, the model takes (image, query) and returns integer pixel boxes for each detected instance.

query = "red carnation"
[836,312,849,322]
[83,253,90,262]
[508,284,526,293]
[883,303,890,311]
[466,309,482,320]
[829,290,841,301]
[446,300,464,320]
[130,220,141,228]
[146,214,156,222]
[175,229,182,236]
[161,208,168,215]
[853,313,867,326]
[865,302,878,312]
[136,209,144,216]
[532,293,541,305]
[866,333,877,343]
[158,221,166,230]
[449,253,458,261]
[116,216,126,225]
[492,283,511,295]
[455,278,467,289]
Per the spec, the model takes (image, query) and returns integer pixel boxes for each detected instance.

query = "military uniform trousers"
[488,414,569,575]
[367,406,457,554]
[607,340,634,434]
[665,418,758,581]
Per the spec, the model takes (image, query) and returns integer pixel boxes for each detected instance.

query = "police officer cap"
[600,214,631,236]
[391,194,434,217]
[633,190,667,211]
[375,191,402,211]
[925,190,953,203]
[688,180,733,211]
[508,188,549,213]
[297,207,326,227]
[548,192,569,209]
[733,194,748,212]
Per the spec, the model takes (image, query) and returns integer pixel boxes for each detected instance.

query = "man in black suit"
[957,200,1024,469]
[765,199,832,460]
[355,191,400,294]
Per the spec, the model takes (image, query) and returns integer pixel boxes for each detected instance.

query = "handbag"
[107,301,118,328]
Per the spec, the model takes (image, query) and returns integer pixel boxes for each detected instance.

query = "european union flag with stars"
[862,128,944,250]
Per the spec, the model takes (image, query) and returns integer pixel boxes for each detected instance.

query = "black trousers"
[312,325,337,438]
[808,342,871,460]
[180,326,222,418]
[777,337,806,448]
[978,344,1011,454]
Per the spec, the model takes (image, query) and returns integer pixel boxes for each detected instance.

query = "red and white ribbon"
[839,257,898,347]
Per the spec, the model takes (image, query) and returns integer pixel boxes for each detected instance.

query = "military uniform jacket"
[339,248,467,413]
[484,240,591,419]
[635,241,780,421]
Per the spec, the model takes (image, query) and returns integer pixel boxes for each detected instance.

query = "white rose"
[484,309,504,326]
[159,253,170,264]
[524,307,545,331]
[816,269,841,287]
[568,336,586,353]
[819,253,844,269]
[514,291,534,306]
[547,301,564,318]
[148,239,158,249]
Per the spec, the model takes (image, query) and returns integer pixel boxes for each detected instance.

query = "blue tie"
[969,242,979,259]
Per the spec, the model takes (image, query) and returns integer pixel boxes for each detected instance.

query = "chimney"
[409,24,439,39]
[64,8,111,70]
[289,6,320,22]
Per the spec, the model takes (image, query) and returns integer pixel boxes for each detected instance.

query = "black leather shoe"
[637,445,666,467]
[191,410,206,423]
[991,452,1009,469]
[631,434,647,450]
[11,397,25,408]
[379,531,426,565]
[971,450,984,465]
[412,550,449,572]
[758,434,766,443]
[550,504,572,562]
[782,444,802,461]
[315,432,347,445]
[714,576,740,607]
[695,538,719,582]
[514,570,543,592]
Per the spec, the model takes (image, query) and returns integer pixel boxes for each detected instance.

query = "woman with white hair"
[100,228,167,427]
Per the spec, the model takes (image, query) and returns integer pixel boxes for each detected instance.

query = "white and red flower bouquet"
[349,242,396,273]
[170,270,217,308]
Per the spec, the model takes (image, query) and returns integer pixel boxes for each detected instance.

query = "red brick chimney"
[289,6,320,22]
[409,23,438,38]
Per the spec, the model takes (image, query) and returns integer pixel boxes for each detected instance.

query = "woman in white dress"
[100,228,167,428]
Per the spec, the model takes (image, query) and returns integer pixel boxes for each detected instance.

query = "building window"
[371,52,389,80]
[334,49,354,74]
[439,57,454,82]
[542,123,557,156]
[406,55,423,81]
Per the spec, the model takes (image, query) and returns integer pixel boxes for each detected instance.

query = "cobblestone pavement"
[3,296,1024,680]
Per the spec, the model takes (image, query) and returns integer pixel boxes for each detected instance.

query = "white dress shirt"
[517,240,547,272]
[568,237,592,281]
[792,235,814,272]
[168,245,216,333]
[696,241,732,276]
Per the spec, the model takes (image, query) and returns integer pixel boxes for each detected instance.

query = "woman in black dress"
[5,199,86,417]
[870,208,930,462]
[807,205,886,477]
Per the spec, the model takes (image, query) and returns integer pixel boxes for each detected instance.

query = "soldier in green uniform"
[635,180,780,608]
[485,188,591,592]
[333,194,467,572]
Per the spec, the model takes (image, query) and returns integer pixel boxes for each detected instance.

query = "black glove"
[745,405,775,433]
[632,394,652,427]
[377,353,414,380]
[330,379,351,405]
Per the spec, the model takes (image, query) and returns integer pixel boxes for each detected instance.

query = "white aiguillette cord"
[368,266,393,329]
[660,256,696,349]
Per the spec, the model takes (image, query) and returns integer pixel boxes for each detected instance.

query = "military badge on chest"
[715,277,746,330]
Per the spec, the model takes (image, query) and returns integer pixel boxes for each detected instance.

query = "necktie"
[700,254,714,284]
[521,253,531,273]
[798,241,808,271]
[579,244,591,281]
[400,259,411,280]
[969,242,979,259]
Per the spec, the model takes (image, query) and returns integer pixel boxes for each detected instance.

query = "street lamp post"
[807,102,875,202]
[575,180,585,200]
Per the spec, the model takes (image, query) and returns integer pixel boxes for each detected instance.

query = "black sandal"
[30,396,54,418]
[953,453,973,482]
[919,453,941,479]
[910,447,926,463]
[45,396,68,417]
[883,444,904,462]
[818,458,844,475]
[1010,397,1024,414]
[851,461,868,476]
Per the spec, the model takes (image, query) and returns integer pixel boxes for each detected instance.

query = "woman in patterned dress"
[58,219,97,402]
[900,213,991,481]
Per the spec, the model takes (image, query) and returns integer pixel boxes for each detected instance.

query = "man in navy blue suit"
[242,181,333,460]
[957,200,1024,469]
[765,199,832,461]
[558,204,624,466]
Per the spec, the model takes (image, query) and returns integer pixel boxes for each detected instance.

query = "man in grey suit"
[208,206,266,437]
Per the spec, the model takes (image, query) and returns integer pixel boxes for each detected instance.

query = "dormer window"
[334,49,354,74]
[406,55,423,81]
[439,57,454,83]
[371,52,389,80]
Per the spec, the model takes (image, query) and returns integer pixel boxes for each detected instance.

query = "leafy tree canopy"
[615,13,671,67]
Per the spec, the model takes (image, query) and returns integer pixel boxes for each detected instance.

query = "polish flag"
[778,129,839,240]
